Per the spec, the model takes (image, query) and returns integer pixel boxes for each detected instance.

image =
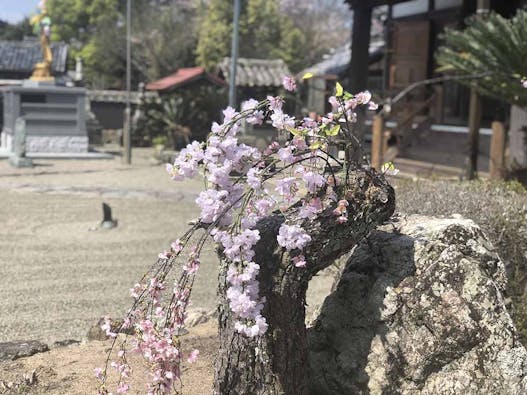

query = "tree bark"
[214,168,396,395]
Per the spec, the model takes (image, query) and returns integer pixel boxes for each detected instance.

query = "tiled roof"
[145,67,225,91]
[301,39,385,77]
[219,58,291,87]
[0,39,68,74]
[87,90,157,104]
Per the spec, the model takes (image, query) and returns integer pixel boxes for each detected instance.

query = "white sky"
[0,0,40,23]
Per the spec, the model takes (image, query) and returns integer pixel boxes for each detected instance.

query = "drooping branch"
[214,167,395,395]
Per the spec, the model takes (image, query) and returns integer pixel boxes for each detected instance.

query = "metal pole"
[123,0,132,164]
[228,0,241,108]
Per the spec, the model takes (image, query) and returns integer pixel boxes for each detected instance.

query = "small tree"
[136,85,227,148]
[97,80,394,394]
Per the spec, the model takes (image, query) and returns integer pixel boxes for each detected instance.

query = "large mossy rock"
[308,214,527,395]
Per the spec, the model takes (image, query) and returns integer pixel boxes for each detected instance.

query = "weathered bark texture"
[309,214,527,395]
[214,168,395,395]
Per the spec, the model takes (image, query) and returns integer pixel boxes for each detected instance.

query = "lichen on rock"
[309,214,527,395]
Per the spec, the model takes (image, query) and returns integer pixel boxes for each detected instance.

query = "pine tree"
[436,10,527,107]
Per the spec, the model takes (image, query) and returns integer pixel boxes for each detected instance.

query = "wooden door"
[389,20,431,90]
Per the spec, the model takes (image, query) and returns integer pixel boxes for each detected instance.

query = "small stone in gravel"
[185,309,210,328]
[0,341,49,361]
[87,318,135,341]
[52,339,81,348]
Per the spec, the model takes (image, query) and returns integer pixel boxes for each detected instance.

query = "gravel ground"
[0,149,333,344]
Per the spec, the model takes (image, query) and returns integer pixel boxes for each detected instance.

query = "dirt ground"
[0,320,217,394]
[0,148,335,394]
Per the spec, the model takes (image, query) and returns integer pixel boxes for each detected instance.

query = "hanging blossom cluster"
[98,76,379,394]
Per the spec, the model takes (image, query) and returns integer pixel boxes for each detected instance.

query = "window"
[393,0,428,18]
[435,0,463,11]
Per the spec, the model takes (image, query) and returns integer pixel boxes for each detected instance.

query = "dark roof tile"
[219,58,291,87]
[0,39,68,74]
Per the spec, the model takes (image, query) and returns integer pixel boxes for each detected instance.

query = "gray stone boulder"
[0,341,48,362]
[309,214,527,395]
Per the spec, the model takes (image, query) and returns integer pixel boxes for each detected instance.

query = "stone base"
[23,78,55,87]
[1,132,12,151]
[26,136,89,153]
[9,155,33,168]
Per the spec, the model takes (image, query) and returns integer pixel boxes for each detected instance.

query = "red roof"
[146,67,225,91]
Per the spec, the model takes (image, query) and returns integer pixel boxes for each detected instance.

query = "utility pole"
[465,0,489,179]
[228,0,241,108]
[123,0,132,164]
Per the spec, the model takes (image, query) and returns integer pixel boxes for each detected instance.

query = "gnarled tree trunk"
[214,168,396,394]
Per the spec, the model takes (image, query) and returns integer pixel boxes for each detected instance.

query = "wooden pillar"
[465,88,481,179]
[371,115,384,170]
[382,5,393,96]
[349,3,372,95]
[489,121,506,179]
[348,1,373,159]
[465,0,489,180]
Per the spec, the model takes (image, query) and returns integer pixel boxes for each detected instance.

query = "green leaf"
[381,162,396,171]
[310,141,321,150]
[286,127,306,136]
[335,82,344,97]
[302,72,314,80]
[325,124,340,136]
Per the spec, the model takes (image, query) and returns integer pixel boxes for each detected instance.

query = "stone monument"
[0,0,88,155]
[8,118,33,168]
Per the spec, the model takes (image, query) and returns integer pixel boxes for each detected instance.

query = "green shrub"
[395,178,527,342]
[135,84,227,149]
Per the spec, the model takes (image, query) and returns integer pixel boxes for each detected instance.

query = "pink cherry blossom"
[302,171,326,193]
[282,75,297,92]
[299,197,323,219]
[94,367,104,380]
[277,224,312,251]
[275,177,299,198]
[242,99,264,125]
[278,146,295,163]
[271,111,295,130]
[102,88,381,393]
[187,349,199,363]
[117,383,130,393]
[267,95,284,111]
[292,255,307,268]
